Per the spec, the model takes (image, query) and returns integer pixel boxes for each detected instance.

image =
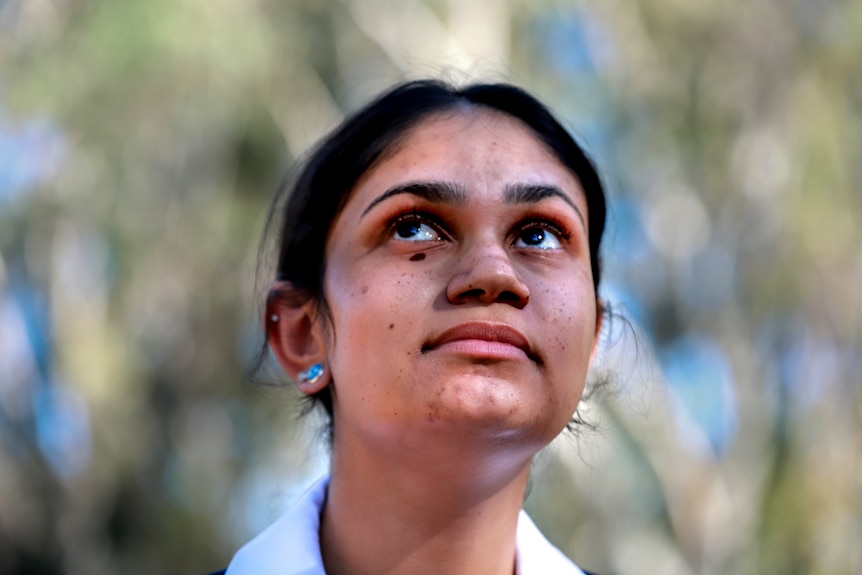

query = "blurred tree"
[0,0,859,573]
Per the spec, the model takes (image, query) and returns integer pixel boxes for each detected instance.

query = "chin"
[420,375,570,445]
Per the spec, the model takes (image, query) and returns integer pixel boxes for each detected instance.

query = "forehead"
[388,109,557,168]
[355,109,586,203]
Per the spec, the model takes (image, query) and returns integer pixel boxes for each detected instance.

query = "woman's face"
[321,109,600,456]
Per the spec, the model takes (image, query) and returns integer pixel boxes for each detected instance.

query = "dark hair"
[257,79,607,421]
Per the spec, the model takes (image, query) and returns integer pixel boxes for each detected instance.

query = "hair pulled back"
[260,79,607,420]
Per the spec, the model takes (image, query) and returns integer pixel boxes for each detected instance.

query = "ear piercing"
[297,363,324,385]
[271,314,279,322]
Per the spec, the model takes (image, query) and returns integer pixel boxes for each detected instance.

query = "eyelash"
[387,210,449,240]
[512,216,572,245]
[385,210,572,246]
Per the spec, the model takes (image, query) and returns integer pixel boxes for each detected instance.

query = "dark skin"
[268,110,601,575]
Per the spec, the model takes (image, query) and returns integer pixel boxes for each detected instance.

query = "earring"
[297,363,324,385]
[270,314,279,323]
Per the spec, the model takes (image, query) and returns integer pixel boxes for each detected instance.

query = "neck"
[320,434,534,575]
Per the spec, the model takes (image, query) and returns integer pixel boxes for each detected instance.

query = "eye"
[391,215,444,242]
[513,224,563,250]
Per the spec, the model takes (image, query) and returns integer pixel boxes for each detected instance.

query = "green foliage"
[1,1,859,573]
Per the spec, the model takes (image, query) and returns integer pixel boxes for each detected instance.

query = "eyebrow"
[504,183,586,229]
[360,180,585,229]
[361,181,467,217]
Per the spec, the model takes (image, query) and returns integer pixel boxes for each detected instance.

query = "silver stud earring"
[270,314,279,323]
[297,363,324,385]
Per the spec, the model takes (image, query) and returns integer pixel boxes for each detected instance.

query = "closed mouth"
[421,321,541,365]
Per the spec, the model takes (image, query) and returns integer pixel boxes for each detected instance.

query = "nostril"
[498,291,521,303]
[457,288,485,301]
[498,290,529,309]
[446,255,531,307]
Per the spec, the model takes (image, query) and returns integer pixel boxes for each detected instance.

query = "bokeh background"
[1,1,860,573]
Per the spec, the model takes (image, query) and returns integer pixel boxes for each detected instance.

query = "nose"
[446,243,530,309]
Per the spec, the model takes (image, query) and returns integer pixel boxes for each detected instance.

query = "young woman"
[216,79,606,575]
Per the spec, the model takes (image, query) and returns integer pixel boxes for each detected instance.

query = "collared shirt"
[226,476,587,575]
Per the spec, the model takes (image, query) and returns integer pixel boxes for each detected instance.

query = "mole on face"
[409,253,426,262]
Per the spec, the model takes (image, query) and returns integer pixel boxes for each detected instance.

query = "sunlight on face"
[322,109,600,460]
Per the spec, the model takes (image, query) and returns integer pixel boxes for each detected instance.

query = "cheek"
[542,285,597,421]
[538,280,597,362]
[324,265,442,420]
[325,263,439,358]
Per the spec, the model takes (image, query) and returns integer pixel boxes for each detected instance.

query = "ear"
[590,297,605,364]
[265,281,330,395]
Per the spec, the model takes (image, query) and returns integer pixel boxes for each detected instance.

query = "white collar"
[226,476,586,575]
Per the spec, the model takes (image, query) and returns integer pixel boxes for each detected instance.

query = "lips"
[422,322,539,363]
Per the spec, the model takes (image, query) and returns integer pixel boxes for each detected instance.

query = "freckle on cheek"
[389,323,394,329]
[361,285,369,294]
[409,253,426,261]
